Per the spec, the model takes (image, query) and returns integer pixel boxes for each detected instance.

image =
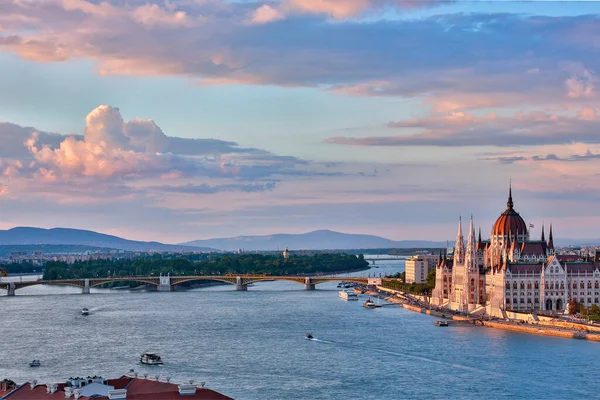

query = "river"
[1,257,598,399]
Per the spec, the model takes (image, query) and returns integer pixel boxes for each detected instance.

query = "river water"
[1,257,598,399]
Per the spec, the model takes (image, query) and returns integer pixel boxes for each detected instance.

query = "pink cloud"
[249,4,284,24]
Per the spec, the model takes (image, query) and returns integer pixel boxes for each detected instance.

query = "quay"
[378,286,600,343]
[0,275,376,296]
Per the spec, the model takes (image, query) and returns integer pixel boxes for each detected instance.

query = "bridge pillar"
[7,282,15,296]
[304,277,315,291]
[158,275,172,292]
[235,276,247,291]
[82,279,90,294]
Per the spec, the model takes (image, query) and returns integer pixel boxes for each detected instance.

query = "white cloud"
[249,4,284,24]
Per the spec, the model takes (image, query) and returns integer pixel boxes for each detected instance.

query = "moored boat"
[338,290,359,301]
[140,352,163,365]
[434,320,449,327]
[363,297,381,308]
[29,360,41,367]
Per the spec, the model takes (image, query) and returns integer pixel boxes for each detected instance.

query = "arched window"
[535,281,539,289]
[527,282,532,289]
[513,282,517,289]
[506,282,510,289]
[596,282,599,289]
[588,282,593,289]
[545,282,549,289]
[550,282,554,290]
[581,282,585,289]
[560,283,564,289]
[573,282,577,289]
[520,282,525,289]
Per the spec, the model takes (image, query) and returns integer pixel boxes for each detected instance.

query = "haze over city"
[1,0,599,243]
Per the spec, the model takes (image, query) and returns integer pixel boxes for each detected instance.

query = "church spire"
[454,216,465,264]
[466,215,476,267]
[541,224,546,242]
[548,224,554,250]
[507,180,514,210]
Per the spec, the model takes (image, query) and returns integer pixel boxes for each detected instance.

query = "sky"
[0,0,600,243]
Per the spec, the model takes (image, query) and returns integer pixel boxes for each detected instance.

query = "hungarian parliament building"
[431,186,600,316]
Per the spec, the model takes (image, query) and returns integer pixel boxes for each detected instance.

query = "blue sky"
[0,0,599,242]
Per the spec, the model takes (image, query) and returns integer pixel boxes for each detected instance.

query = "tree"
[426,269,436,287]
[590,304,600,316]
[567,300,578,315]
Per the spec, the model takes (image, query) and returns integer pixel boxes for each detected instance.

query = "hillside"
[181,229,447,251]
[0,227,215,252]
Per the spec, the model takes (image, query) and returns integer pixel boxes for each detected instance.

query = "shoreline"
[380,288,600,343]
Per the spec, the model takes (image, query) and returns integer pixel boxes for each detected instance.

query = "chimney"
[73,389,82,399]
[30,380,38,390]
[196,382,206,389]
[178,384,197,396]
[107,389,127,399]
[64,386,73,398]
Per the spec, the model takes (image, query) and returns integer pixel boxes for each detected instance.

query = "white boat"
[434,320,449,327]
[363,297,381,308]
[29,360,41,367]
[140,352,163,365]
[81,308,89,316]
[338,290,359,301]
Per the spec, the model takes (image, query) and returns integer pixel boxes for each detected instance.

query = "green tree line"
[42,253,369,280]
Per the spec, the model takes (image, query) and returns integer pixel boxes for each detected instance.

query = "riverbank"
[379,288,600,342]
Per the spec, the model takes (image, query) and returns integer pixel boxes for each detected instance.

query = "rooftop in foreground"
[0,372,233,400]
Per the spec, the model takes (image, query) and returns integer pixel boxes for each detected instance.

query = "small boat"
[140,352,163,365]
[363,297,382,308]
[434,321,449,327]
[338,290,359,301]
[353,287,365,294]
[81,308,89,316]
[305,333,314,340]
[29,360,41,367]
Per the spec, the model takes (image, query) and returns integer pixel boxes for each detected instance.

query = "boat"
[353,287,365,294]
[81,308,89,316]
[140,352,163,365]
[29,360,41,367]
[434,321,449,327]
[363,297,382,308]
[305,333,314,340]
[338,290,359,301]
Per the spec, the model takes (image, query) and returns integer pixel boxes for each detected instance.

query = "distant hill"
[0,227,215,252]
[181,229,447,251]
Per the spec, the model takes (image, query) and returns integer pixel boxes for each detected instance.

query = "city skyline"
[1,0,600,242]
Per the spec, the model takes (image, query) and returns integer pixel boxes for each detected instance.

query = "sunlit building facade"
[431,186,600,316]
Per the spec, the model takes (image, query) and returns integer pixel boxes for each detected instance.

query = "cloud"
[249,5,284,24]
[154,181,278,194]
[1,4,599,111]
[326,109,600,147]
[0,105,318,183]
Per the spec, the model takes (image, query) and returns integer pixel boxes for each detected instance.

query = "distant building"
[283,246,290,260]
[405,255,438,283]
[431,184,600,317]
[0,371,232,399]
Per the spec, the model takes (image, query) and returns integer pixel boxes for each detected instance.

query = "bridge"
[363,257,406,264]
[0,275,376,296]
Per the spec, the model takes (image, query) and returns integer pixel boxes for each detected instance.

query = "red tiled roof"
[565,262,599,274]
[556,254,580,262]
[3,379,233,400]
[507,263,543,274]
[519,242,546,256]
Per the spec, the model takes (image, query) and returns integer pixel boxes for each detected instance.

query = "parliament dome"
[492,186,527,237]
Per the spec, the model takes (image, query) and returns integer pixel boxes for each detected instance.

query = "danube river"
[1,257,599,399]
